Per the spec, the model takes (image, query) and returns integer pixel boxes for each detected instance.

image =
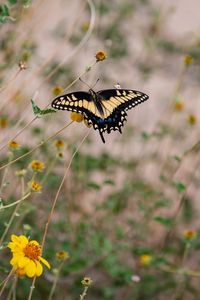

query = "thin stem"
[80,286,89,300]
[6,276,17,300]
[48,261,65,300]
[0,192,31,211]
[0,268,14,298]
[0,69,22,94]
[0,153,13,194]
[0,121,73,171]
[27,129,91,300]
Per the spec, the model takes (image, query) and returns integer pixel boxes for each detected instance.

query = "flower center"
[24,242,41,260]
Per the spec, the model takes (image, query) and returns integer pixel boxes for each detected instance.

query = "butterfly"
[51,88,149,143]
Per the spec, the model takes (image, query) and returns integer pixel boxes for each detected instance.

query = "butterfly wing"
[51,89,149,143]
[51,91,93,114]
[97,89,149,134]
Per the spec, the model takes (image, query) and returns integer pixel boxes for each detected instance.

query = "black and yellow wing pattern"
[51,89,149,143]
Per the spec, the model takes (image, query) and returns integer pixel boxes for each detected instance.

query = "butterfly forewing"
[51,91,93,114]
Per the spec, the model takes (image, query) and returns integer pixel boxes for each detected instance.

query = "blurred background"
[0,0,200,299]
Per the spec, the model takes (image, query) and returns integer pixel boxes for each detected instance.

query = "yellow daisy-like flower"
[81,277,93,286]
[183,230,197,240]
[70,112,84,122]
[183,55,193,66]
[95,50,107,62]
[30,160,45,172]
[174,100,184,111]
[8,235,50,278]
[52,86,64,96]
[0,116,8,128]
[56,251,69,261]
[139,254,152,266]
[54,139,65,149]
[188,114,197,125]
[8,140,20,150]
[30,180,42,192]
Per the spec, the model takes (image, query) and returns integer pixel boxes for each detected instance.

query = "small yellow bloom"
[56,251,69,261]
[8,140,20,150]
[54,139,65,149]
[139,254,152,266]
[0,116,8,128]
[30,160,45,172]
[84,119,92,128]
[70,112,84,122]
[8,235,50,278]
[183,230,197,240]
[52,86,64,96]
[95,50,107,62]
[188,114,197,125]
[81,22,90,32]
[183,55,193,66]
[174,101,184,111]
[30,181,42,192]
[57,152,64,159]
[81,277,93,286]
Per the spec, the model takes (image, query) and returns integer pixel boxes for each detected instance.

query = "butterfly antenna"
[79,77,92,90]
[91,78,99,89]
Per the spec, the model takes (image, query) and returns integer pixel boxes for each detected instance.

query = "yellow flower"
[30,160,45,172]
[183,230,197,240]
[8,235,50,278]
[183,55,193,66]
[139,254,152,266]
[8,140,20,150]
[52,86,64,96]
[56,251,69,261]
[188,114,197,125]
[0,116,8,128]
[70,112,84,122]
[84,119,92,128]
[95,50,107,62]
[30,181,42,192]
[81,277,93,286]
[54,139,65,149]
[174,101,184,111]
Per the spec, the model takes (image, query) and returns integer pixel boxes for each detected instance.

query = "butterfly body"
[52,88,149,143]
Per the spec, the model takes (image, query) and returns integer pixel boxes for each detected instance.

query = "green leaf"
[31,99,56,117]
[0,5,10,23]
[174,181,186,193]
[86,181,101,190]
[22,0,32,8]
[154,216,173,228]
[8,0,17,5]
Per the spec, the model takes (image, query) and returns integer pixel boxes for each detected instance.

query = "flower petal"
[18,256,30,268]
[25,260,36,278]
[35,261,43,277]
[39,257,50,269]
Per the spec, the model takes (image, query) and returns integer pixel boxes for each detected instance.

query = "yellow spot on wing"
[116,90,121,96]
[110,96,121,105]
[71,94,77,100]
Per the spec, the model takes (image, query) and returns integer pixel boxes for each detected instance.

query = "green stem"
[48,261,65,300]
[80,286,89,300]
